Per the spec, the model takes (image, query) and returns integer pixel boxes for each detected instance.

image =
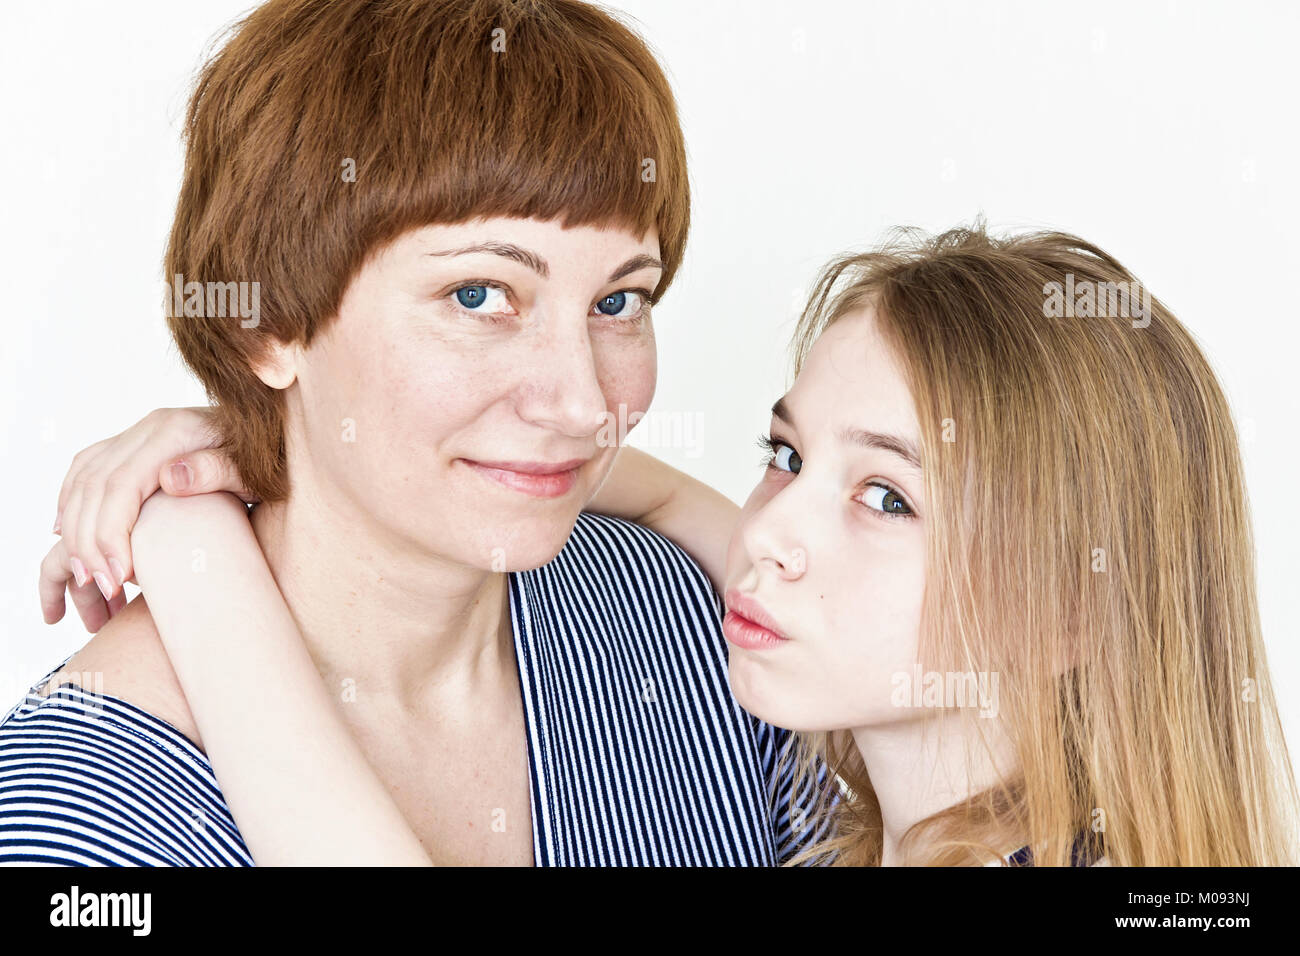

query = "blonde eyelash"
[758,432,917,520]
[858,481,916,520]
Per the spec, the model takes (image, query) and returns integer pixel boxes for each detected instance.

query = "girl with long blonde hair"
[768,224,1297,865]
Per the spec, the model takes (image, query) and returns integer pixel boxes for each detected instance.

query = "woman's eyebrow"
[424,246,663,285]
[607,254,664,283]
[771,396,921,470]
[426,242,550,277]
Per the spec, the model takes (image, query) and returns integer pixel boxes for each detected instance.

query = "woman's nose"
[517,327,610,438]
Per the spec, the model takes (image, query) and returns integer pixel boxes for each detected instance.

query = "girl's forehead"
[787,310,919,438]
[801,309,901,393]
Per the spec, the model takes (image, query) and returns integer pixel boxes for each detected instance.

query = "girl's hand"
[39,406,256,632]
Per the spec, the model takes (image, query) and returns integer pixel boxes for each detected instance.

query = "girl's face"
[723,306,928,732]
[282,216,661,572]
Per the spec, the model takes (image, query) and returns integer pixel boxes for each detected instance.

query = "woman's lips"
[461,458,586,499]
[723,589,792,650]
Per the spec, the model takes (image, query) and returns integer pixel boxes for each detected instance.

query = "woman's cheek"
[391,330,524,425]
[597,333,657,426]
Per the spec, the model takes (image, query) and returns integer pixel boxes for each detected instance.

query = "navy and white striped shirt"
[1,513,834,866]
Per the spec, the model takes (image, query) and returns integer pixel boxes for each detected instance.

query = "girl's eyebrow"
[771,396,922,471]
[426,245,664,284]
[838,427,922,471]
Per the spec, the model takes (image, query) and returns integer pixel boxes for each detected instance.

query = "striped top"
[1,513,834,866]
[1003,832,1106,867]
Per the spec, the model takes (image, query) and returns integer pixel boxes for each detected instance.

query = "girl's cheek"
[832,546,927,671]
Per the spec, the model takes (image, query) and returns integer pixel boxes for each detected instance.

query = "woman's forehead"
[385,217,661,264]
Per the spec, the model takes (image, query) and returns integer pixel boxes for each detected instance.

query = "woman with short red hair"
[2,0,826,866]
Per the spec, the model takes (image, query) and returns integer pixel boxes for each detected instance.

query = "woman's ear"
[252,338,301,390]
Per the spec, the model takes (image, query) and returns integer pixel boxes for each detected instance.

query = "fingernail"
[109,557,127,587]
[70,557,88,588]
[53,513,62,534]
[94,572,113,602]
[169,460,193,491]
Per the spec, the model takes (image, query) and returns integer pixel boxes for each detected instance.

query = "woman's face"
[723,306,928,732]
[281,216,661,571]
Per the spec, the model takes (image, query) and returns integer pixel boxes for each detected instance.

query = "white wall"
[2,0,1296,751]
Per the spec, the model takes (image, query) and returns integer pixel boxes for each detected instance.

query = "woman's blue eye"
[456,285,488,308]
[598,292,626,314]
[452,284,512,315]
[594,291,644,318]
[861,483,912,516]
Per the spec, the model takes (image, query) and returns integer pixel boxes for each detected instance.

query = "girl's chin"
[726,659,872,734]
[726,658,795,725]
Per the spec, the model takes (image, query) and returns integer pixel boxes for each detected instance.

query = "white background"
[2,1,1297,752]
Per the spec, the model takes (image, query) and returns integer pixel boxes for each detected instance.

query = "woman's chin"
[432,515,584,574]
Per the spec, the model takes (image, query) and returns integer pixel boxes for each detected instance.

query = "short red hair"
[165,0,690,501]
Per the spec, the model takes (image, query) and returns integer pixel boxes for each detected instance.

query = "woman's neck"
[851,712,1019,866]
[248,477,513,712]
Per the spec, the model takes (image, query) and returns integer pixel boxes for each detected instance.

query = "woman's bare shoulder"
[38,594,203,749]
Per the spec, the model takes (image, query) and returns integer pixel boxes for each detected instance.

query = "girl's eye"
[593,290,646,319]
[452,284,512,314]
[773,443,802,474]
[760,437,802,474]
[859,482,913,517]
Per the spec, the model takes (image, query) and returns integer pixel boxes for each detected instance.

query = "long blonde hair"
[783,224,1297,866]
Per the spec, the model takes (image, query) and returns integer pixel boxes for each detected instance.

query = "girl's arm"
[586,446,739,593]
[130,490,433,866]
